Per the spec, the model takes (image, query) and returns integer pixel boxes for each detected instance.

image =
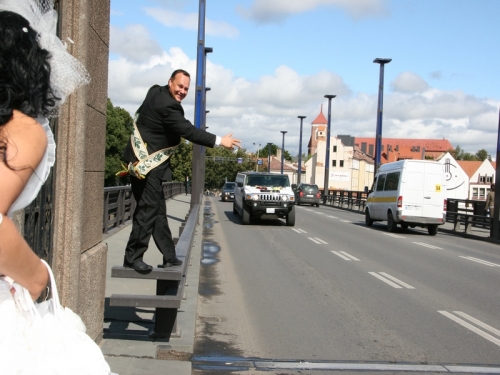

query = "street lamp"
[323,95,336,203]
[373,58,391,175]
[280,131,287,174]
[267,143,272,172]
[297,116,306,185]
[253,142,261,171]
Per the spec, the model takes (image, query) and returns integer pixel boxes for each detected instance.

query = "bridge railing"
[103,182,184,234]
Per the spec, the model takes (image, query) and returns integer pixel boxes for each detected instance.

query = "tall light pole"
[297,116,306,186]
[323,95,336,202]
[280,131,287,174]
[253,142,261,171]
[373,58,391,176]
[267,143,272,172]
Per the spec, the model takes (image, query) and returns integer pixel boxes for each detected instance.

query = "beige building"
[305,107,374,191]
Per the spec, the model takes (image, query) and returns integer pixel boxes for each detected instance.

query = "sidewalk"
[100,194,197,375]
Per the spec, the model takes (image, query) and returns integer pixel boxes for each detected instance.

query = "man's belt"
[116,121,177,180]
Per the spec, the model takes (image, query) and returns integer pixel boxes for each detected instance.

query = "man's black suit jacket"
[123,85,217,179]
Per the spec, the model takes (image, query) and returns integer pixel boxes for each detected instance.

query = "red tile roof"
[312,104,327,125]
[456,160,483,178]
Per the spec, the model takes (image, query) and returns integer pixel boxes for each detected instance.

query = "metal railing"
[103,182,184,234]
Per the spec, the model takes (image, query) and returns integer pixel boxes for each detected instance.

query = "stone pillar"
[51,0,110,342]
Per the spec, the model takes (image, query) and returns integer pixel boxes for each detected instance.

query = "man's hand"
[220,133,242,150]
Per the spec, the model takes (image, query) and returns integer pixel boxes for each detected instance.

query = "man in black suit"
[123,69,241,271]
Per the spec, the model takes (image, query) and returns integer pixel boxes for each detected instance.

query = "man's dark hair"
[170,69,190,80]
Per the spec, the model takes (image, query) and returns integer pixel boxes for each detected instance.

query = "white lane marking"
[413,242,442,249]
[383,233,405,239]
[378,272,415,289]
[314,212,324,215]
[292,228,307,233]
[438,311,500,347]
[369,272,415,289]
[304,209,314,212]
[314,238,328,244]
[331,251,360,261]
[341,220,351,223]
[460,256,500,267]
[308,237,321,244]
[339,251,360,261]
[327,215,337,219]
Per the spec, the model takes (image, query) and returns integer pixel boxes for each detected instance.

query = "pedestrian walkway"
[100,194,196,375]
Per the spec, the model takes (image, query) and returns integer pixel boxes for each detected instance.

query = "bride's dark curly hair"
[0,10,59,164]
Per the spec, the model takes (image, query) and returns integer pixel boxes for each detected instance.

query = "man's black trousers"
[124,169,176,264]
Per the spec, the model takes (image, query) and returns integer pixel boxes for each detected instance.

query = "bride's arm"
[0,115,49,300]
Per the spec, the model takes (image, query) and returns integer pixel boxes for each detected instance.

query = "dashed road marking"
[292,228,307,233]
[439,311,500,347]
[331,251,360,261]
[459,256,500,267]
[413,242,442,249]
[369,272,415,289]
[383,233,405,238]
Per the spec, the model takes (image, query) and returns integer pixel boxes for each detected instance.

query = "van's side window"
[376,174,386,191]
[384,172,400,191]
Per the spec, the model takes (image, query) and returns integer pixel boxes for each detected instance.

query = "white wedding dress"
[0,117,115,375]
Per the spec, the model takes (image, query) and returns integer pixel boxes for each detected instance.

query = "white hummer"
[233,172,296,226]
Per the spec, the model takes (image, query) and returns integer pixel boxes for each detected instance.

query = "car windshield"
[247,175,289,188]
[224,183,235,189]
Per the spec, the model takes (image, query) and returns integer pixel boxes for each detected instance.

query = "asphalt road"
[194,197,500,373]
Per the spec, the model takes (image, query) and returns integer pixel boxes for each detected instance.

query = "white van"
[365,160,446,235]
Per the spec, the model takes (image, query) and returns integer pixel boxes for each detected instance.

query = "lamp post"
[373,58,391,176]
[323,95,336,203]
[280,131,287,174]
[267,143,272,172]
[297,116,306,186]
[253,142,261,171]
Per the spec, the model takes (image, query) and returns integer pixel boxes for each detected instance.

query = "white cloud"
[108,47,499,158]
[144,8,239,39]
[110,25,163,63]
[239,0,390,23]
[391,72,429,93]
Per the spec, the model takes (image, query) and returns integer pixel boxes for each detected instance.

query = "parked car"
[221,182,236,202]
[233,172,295,226]
[294,183,321,206]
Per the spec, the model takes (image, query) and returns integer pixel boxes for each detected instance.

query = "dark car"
[295,183,321,206]
[221,182,236,202]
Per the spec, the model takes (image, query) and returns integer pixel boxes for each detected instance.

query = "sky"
[109,0,500,159]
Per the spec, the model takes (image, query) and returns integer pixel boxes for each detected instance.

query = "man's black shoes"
[158,257,183,268]
[123,258,153,273]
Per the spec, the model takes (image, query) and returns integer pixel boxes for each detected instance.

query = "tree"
[475,149,491,161]
[169,139,193,182]
[105,99,133,186]
[258,143,292,161]
[204,146,255,189]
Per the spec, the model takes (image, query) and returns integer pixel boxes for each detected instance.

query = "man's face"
[168,73,190,102]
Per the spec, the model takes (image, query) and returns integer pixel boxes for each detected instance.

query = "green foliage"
[257,143,292,161]
[169,139,193,182]
[105,99,133,186]
[204,146,255,189]
[449,145,491,161]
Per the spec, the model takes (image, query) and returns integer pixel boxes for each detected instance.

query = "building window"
[333,145,337,152]
[479,188,486,198]
[479,175,485,183]
[361,142,367,153]
[472,188,478,198]
[340,160,344,167]
[332,160,336,167]
[368,144,374,156]
[486,176,493,183]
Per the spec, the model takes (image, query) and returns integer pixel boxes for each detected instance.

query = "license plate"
[306,194,313,197]
[266,208,275,213]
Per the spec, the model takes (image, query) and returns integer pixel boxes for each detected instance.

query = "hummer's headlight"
[281,195,289,202]
[251,194,259,201]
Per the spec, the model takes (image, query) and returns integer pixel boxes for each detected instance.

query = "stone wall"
[51,0,110,342]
